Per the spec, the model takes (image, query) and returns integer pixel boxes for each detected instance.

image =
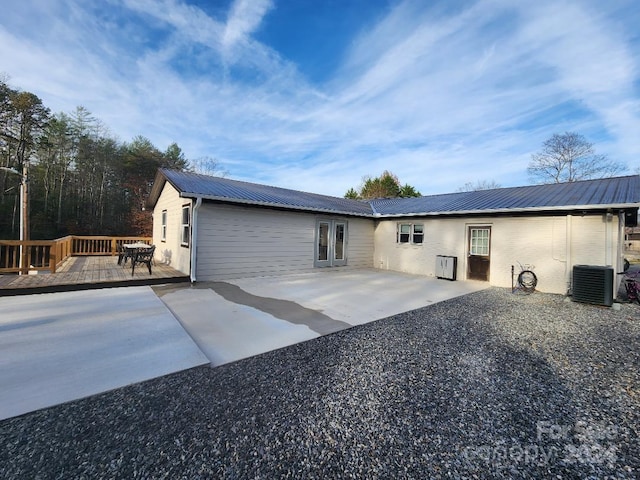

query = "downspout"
[565,214,572,294]
[616,211,625,292]
[605,211,613,266]
[604,211,615,300]
[190,197,202,283]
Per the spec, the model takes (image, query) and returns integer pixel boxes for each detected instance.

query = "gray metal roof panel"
[153,170,639,217]
[369,175,640,215]
[159,169,375,216]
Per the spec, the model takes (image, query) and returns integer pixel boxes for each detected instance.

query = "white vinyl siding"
[152,183,192,275]
[344,217,374,268]
[195,204,374,280]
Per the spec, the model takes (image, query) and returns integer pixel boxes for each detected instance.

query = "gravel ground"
[1,287,639,479]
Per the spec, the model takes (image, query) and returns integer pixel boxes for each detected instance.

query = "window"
[397,223,424,244]
[161,210,167,242]
[412,224,424,244]
[181,205,190,246]
[398,224,411,243]
[317,222,329,261]
[470,228,490,255]
[334,223,345,260]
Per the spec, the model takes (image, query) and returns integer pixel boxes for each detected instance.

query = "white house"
[148,169,640,295]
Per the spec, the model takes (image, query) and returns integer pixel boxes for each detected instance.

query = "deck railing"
[0,235,152,274]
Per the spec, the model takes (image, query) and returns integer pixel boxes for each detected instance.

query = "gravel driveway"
[1,288,639,479]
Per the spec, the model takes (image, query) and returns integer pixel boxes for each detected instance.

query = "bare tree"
[457,179,501,192]
[528,132,625,183]
[189,156,228,177]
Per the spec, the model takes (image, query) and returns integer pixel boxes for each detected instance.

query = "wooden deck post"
[50,251,57,273]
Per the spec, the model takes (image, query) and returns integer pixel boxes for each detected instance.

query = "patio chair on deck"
[131,245,156,275]
[117,245,132,265]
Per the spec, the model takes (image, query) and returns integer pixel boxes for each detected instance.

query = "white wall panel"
[195,204,374,280]
[373,214,620,294]
[152,184,192,275]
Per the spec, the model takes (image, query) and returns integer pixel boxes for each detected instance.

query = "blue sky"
[1,0,639,196]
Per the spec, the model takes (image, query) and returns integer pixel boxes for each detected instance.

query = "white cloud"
[0,0,638,195]
[223,0,273,50]
[123,0,225,51]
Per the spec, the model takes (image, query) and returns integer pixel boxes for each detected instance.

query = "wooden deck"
[0,256,189,296]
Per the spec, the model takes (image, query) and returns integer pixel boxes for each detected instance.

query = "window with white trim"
[161,210,167,242]
[181,205,190,246]
[470,227,490,255]
[397,222,424,244]
[412,224,424,244]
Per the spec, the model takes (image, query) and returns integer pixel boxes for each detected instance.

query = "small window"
[397,223,424,244]
[470,228,490,255]
[412,224,424,244]
[181,205,190,246]
[398,224,411,243]
[161,210,167,242]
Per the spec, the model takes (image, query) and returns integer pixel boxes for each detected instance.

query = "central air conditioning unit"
[572,265,614,307]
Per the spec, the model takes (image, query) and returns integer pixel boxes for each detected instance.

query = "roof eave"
[373,203,639,218]
[179,192,375,217]
[147,170,169,209]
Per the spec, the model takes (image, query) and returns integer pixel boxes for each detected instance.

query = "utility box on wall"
[572,265,614,307]
[436,255,457,281]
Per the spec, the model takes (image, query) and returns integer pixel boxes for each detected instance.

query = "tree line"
[0,76,196,240]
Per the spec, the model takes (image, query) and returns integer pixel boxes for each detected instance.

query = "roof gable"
[149,169,640,217]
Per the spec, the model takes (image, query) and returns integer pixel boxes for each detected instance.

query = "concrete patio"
[0,269,487,420]
[155,268,489,366]
[0,286,209,420]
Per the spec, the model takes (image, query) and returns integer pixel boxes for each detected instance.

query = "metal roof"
[150,169,640,217]
[152,169,374,216]
[370,175,640,216]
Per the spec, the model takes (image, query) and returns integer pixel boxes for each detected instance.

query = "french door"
[315,220,347,267]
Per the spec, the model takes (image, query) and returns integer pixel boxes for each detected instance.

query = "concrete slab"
[156,287,320,366]
[0,286,209,421]
[157,269,488,367]
[229,268,489,325]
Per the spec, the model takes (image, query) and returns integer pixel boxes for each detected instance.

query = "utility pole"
[21,162,28,240]
[21,162,28,272]
[1,165,28,272]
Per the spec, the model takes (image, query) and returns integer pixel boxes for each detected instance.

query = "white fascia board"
[178,192,375,217]
[372,203,639,218]
[177,192,637,219]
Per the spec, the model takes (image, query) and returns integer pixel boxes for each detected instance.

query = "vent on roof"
[572,265,614,307]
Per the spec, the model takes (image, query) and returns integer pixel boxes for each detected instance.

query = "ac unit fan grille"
[572,265,614,307]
